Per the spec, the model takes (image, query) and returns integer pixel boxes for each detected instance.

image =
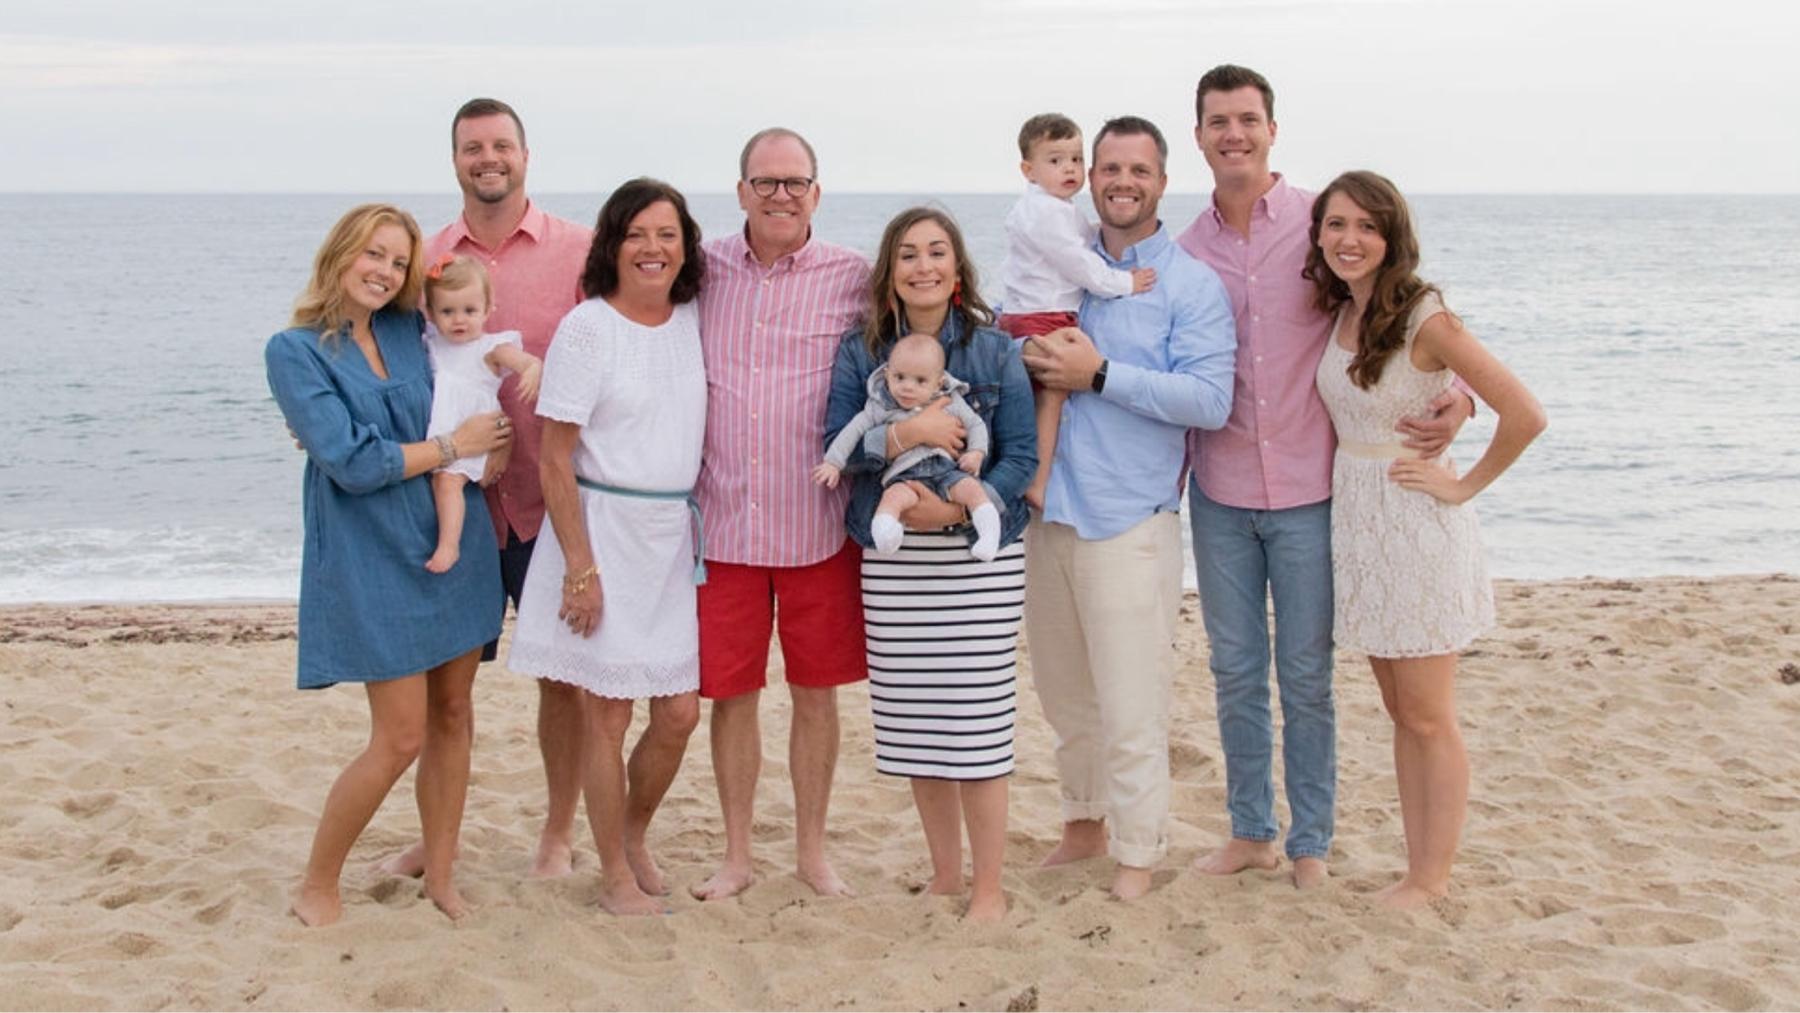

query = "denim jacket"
[825,313,1037,550]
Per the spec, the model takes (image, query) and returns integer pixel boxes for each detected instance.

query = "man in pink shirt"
[1177,66,1471,888]
[689,128,871,901]
[384,98,594,880]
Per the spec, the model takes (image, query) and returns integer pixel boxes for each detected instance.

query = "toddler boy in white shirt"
[999,112,1155,509]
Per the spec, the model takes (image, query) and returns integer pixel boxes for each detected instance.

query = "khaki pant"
[1023,512,1183,868]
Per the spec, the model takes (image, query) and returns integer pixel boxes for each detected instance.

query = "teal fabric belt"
[574,476,707,586]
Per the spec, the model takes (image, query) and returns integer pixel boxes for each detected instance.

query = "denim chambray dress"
[265,307,502,689]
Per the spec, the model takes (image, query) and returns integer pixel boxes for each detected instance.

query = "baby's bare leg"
[426,471,466,573]
[878,481,921,517]
[1025,388,1068,510]
[871,482,920,555]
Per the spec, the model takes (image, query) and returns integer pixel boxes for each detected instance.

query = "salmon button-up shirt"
[426,201,592,543]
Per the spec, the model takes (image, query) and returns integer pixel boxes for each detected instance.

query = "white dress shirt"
[1001,183,1136,314]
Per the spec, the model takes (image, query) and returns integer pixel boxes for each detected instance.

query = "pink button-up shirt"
[1177,175,1336,511]
[427,201,592,543]
[696,231,869,567]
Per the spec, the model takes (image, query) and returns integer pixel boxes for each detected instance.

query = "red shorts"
[697,540,868,700]
[998,310,1080,340]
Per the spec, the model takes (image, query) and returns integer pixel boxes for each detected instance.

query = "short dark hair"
[580,178,706,305]
[451,97,526,150]
[739,127,819,180]
[1092,116,1168,171]
[1017,113,1081,159]
[1196,64,1275,124]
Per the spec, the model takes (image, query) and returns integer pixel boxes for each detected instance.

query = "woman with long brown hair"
[824,207,1036,921]
[1305,170,1546,907]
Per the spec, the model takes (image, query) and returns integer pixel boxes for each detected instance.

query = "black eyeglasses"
[746,176,815,198]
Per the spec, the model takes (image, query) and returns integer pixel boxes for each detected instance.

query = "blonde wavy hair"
[291,203,424,340]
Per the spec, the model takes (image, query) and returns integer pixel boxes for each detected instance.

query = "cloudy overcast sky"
[3,0,1793,194]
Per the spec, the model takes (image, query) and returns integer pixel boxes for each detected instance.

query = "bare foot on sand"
[690,861,755,901]
[797,858,854,898]
[1040,820,1108,867]
[1375,878,1444,910]
[624,838,668,897]
[1111,865,1154,901]
[1292,856,1329,890]
[964,890,1007,923]
[599,876,667,917]
[1192,838,1280,876]
[531,835,575,879]
[926,872,964,896]
[291,884,342,927]
[424,877,470,921]
[375,841,427,878]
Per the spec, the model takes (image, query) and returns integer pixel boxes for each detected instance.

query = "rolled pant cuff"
[1060,799,1111,823]
[1108,836,1165,869]
[1287,847,1331,861]
[1229,828,1279,844]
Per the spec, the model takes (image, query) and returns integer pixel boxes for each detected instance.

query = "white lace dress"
[508,299,706,699]
[1315,293,1494,658]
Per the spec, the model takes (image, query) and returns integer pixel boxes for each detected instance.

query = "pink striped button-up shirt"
[1177,175,1336,511]
[426,202,592,543]
[697,231,870,567]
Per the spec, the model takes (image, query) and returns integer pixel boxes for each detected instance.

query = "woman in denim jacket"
[824,207,1035,921]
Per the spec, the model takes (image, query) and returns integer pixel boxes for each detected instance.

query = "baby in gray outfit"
[815,332,1002,561]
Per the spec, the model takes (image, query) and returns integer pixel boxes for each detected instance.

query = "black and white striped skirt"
[861,531,1025,780]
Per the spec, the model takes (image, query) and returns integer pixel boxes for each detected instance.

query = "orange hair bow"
[425,253,456,280]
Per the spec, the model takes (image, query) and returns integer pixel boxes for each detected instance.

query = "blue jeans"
[1189,481,1336,860]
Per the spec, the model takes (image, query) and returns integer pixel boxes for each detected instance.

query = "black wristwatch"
[1091,358,1109,394]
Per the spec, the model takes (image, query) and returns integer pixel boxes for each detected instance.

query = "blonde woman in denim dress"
[265,203,510,926]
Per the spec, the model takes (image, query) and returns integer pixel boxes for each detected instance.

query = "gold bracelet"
[562,564,599,595]
[434,434,456,467]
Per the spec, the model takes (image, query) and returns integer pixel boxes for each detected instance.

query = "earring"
[952,279,963,307]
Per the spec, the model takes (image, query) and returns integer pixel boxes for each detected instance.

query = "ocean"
[2,192,1795,603]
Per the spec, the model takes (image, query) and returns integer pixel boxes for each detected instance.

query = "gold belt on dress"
[1335,440,1423,461]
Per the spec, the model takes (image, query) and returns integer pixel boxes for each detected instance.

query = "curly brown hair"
[1302,170,1446,389]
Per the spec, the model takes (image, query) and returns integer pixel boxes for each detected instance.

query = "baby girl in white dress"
[422,254,542,573]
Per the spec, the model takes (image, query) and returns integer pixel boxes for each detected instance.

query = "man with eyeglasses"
[690,127,871,900]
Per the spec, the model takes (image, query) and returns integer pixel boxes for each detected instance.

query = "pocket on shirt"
[963,382,1001,417]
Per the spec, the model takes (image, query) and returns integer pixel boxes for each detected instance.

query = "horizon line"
[4,190,1798,198]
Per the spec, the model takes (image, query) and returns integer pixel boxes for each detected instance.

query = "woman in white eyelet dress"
[1306,170,1546,910]
[507,179,708,917]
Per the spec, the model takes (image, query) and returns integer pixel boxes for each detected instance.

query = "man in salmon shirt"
[1177,66,1473,889]
[383,98,594,881]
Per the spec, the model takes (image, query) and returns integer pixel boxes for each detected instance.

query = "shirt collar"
[1093,222,1170,265]
[1206,172,1289,228]
[734,224,819,272]
[446,199,546,250]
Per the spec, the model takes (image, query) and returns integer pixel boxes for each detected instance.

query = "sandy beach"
[2,574,1798,1011]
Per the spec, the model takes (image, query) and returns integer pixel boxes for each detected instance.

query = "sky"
[2,0,1795,194]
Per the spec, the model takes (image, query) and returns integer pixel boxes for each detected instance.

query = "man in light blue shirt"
[1020,115,1236,900]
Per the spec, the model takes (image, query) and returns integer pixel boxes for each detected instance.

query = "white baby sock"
[969,503,1001,562]
[872,513,905,555]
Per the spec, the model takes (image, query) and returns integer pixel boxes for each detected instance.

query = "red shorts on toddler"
[997,310,1079,340]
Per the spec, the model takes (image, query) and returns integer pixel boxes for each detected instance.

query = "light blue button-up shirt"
[1042,223,1237,540]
